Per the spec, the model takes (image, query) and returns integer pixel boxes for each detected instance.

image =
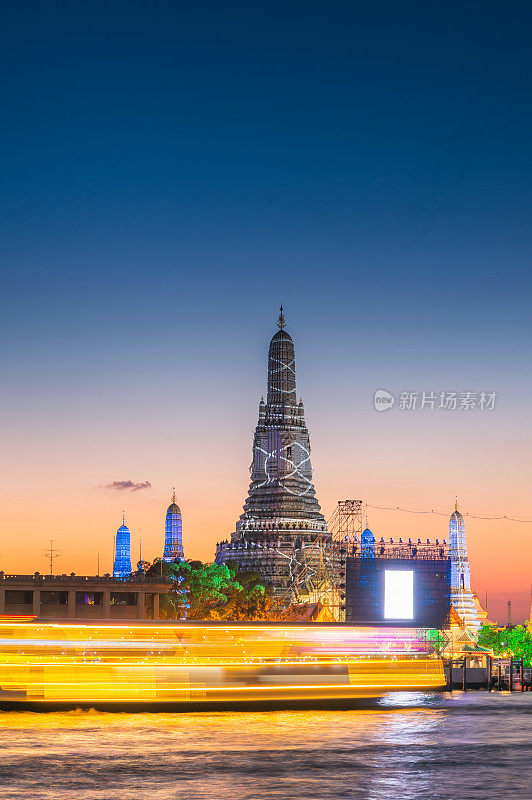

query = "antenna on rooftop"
[44,539,61,575]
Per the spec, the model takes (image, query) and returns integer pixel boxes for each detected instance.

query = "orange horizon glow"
[2,326,530,626]
[0,478,529,624]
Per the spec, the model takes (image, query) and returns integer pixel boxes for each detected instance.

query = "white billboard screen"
[384,570,414,620]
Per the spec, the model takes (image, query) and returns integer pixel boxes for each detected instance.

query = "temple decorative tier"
[163,489,184,562]
[113,514,132,578]
[216,309,335,599]
[449,502,482,632]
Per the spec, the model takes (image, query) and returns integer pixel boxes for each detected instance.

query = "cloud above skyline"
[101,480,152,492]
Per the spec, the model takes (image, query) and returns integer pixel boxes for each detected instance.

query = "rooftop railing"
[0,572,171,585]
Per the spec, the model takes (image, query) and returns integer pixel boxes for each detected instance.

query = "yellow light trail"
[0,618,445,704]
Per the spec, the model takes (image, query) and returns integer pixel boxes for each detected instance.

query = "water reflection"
[0,694,530,800]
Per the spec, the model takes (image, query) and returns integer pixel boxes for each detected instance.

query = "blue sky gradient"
[1,1,531,621]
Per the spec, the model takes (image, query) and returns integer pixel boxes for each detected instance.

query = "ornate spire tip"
[172,487,176,504]
[277,305,285,330]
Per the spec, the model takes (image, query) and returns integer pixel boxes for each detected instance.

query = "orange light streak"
[0,619,445,703]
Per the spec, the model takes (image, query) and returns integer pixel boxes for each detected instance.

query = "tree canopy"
[477,623,532,666]
[143,559,292,621]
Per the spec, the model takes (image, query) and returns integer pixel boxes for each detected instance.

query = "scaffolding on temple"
[274,528,343,615]
[281,499,452,622]
[329,499,365,545]
[275,501,363,618]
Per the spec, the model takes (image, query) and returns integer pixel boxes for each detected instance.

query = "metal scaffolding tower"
[329,500,365,546]
[279,500,365,620]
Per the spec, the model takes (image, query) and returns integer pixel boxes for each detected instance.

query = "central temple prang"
[215,310,335,600]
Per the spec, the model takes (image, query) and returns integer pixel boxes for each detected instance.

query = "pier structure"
[444,655,532,691]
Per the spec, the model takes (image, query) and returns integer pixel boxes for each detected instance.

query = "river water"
[0,693,530,800]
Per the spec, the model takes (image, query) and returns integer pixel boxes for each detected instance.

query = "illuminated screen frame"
[384,569,414,620]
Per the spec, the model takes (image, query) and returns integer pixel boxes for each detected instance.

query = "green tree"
[477,623,532,666]
[145,559,288,621]
[477,624,504,653]
[426,629,446,656]
[506,626,532,667]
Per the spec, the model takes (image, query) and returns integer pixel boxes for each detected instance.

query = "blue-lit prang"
[113,514,132,578]
[361,526,376,558]
[163,489,184,562]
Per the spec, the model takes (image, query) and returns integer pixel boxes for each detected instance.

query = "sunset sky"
[1,2,531,622]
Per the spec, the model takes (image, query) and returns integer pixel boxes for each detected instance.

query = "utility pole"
[44,540,60,575]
